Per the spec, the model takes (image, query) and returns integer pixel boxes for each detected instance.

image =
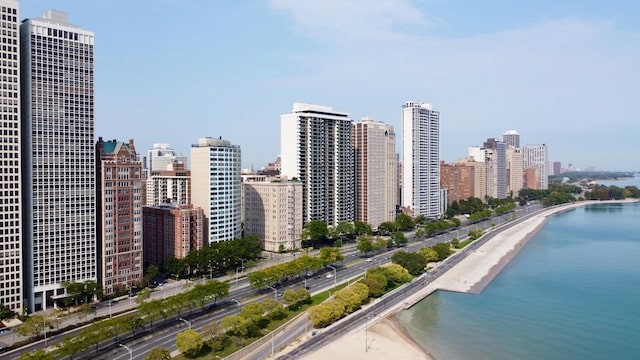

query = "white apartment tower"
[280,103,354,226]
[0,0,21,312]
[146,143,187,174]
[243,179,303,252]
[524,144,549,190]
[191,137,242,243]
[21,10,96,312]
[402,101,440,218]
[483,138,507,199]
[145,162,191,206]
[353,117,398,228]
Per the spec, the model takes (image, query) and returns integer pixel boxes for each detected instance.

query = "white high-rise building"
[21,10,96,311]
[402,101,440,218]
[524,144,549,190]
[353,117,398,228]
[280,103,354,226]
[0,0,21,313]
[191,137,242,243]
[146,143,187,173]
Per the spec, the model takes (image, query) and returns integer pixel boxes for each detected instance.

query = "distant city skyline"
[19,1,640,171]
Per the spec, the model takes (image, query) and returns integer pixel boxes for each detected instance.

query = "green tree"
[176,329,204,357]
[391,231,408,246]
[373,237,387,251]
[395,213,416,231]
[419,247,439,262]
[144,347,172,360]
[378,221,396,235]
[145,264,160,286]
[261,298,287,320]
[17,314,49,338]
[356,235,374,255]
[432,242,452,261]
[18,349,54,360]
[221,314,250,337]
[331,221,355,242]
[0,303,17,322]
[240,302,265,327]
[391,251,427,275]
[301,221,329,247]
[318,247,343,265]
[354,221,373,236]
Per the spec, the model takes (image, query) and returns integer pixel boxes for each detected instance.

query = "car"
[366,258,373,262]
[304,286,311,290]
[277,292,283,297]
[306,271,314,277]
[326,273,334,278]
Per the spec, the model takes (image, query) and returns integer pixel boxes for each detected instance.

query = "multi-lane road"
[3,203,542,359]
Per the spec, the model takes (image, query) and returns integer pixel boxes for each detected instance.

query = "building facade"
[440,161,474,205]
[506,146,524,197]
[280,103,354,226]
[145,162,191,206]
[21,10,96,311]
[243,178,303,252]
[0,0,20,312]
[145,143,187,177]
[142,203,204,266]
[524,144,549,190]
[191,137,242,243]
[503,130,520,148]
[353,117,398,228]
[401,101,440,218]
[483,138,507,199]
[96,138,143,296]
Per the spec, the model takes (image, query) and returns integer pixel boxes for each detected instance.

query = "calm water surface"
[398,199,640,360]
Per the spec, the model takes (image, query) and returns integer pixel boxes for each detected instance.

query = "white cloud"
[268,1,640,169]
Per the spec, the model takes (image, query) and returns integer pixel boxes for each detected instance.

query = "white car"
[326,273,334,278]
[366,258,373,262]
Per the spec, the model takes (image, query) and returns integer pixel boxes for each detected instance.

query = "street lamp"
[179,317,192,330]
[365,314,371,352]
[235,267,242,285]
[43,316,47,348]
[327,265,337,286]
[267,285,277,299]
[119,344,133,360]
[240,258,246,272]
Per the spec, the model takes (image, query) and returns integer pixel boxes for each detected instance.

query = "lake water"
[398,182,640,359]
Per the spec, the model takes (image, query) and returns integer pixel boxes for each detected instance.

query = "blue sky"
[21,0,639,171]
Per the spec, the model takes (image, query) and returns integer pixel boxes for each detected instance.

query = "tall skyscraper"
[280,103,354,226]
[191,137,242,243]
[353,117,398,228]
[21,10,95,312]
[96,138,143,296]
[402,101,440,218]
[0,0,21,313]
[483,138,507,199]
[503,130,520,148]
[524,144,549,190]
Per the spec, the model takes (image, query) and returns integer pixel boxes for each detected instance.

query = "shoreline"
[300,200,638,360]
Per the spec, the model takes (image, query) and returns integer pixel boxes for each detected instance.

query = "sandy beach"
[300,316,433,360]
[299,200,636,360]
